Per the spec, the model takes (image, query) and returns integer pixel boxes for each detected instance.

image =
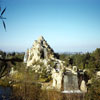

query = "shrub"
[85,78,100,100]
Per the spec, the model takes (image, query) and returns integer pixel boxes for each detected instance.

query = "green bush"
[85,78,100,100]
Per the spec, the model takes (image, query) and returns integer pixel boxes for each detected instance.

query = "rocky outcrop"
[9,67,18,76]
[25,36,63,69]
[25,36,56,67]
[96,71,100,77]
[24,36,65,89]
[52,68,64,90]
[24,36,83,91]
[80,80,87,93]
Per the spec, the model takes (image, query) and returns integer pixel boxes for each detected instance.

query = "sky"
[0,0,100,53]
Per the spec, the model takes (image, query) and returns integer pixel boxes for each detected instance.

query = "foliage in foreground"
[85,78,100,100]
[10,83,84,100]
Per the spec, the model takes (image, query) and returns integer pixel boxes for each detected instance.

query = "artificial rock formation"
[52,68,64,90]
[96,71,100,77]
[80,80,87,93]
[24,36,65,90]
[24,36,86,91]
[26,36,56,67]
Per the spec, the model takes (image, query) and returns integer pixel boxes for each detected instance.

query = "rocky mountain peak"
[38,36,45,42]
[33,36,50,50]
[25,36,58,67]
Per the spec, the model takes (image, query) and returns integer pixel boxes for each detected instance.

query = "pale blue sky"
[0,0,100,52]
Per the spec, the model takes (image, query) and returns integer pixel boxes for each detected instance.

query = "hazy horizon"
[0,0,100,53]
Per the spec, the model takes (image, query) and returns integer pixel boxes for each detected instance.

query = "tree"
[85,78,100,100]
[92,48,100,70]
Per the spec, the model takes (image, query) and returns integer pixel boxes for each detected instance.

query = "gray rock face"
[64,73,79,91]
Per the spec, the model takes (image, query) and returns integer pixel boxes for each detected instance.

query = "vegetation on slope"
[0,48,100,100]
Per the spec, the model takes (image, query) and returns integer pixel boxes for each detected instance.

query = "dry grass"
[10,83,84,100]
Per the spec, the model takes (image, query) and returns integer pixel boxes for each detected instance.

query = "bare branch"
[2,20,6,31]
[1,7,6,16]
